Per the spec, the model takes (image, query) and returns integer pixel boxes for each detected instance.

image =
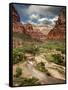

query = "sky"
[13,4,62,26]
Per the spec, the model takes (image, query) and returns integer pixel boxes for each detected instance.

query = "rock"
[47,7,66,40]
[11,5,26,33]
[11,5,20,22]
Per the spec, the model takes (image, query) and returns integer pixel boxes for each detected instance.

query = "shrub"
[36,62,51,76]
[13,49,25,64]
[56,48,65,54]
[36,62,45,72]
[52,54,64,65]
[23,44,40,55]
[15,67,22,77]
[13,77,40,86]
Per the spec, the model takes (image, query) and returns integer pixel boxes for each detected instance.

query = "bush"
[13,49,25,64]
[36,62,45,72]
[36,62,51,76]
[13,77,40,86]
[23,44,40,55]
[56,48,65,54]
[15,67,22,77]
[52,54,64,65]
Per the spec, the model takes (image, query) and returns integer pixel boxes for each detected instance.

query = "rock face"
[11,5,20,23]
[25,24,46,41]
[11,5,25,33]
[13,22,25,33]
[47,8,66,40]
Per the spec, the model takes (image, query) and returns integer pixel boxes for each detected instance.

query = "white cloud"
[38,16,59,26]
[27,20,37,25]
[28,5,51,15]
[49,16,58,25]
[29,14,40,20]
[50,16,58,22]
[38,18,48,22]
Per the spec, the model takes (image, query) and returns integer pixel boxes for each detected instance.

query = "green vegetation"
[46,53,65,66]
[41,40,65,50]
[36,62,51,76]
[13,32,32,41]
[13,49,25,64]
[36,62,45,72]
[15,67,22,77]
[13,32,41,42]
[52,54,65,66]
[13,44,40,64]
[56,48,65,54]
[13,77,40,86]
[23,44,39,55]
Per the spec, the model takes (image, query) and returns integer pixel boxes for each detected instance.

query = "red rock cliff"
[11,5,25,33]
[47,7,66,40]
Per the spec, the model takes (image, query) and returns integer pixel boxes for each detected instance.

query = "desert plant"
[35,62,51,76]
[15,67,22,77]
[52,54,64,65]
[13,77,40,86]
[13,48,25,64]
[56,48,65,54]
[36,62,45,72]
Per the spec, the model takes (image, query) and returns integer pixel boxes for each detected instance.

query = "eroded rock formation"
[47,7,66,40]
[11,5,25,33]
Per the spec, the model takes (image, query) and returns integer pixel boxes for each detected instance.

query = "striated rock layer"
[47,7,66,40]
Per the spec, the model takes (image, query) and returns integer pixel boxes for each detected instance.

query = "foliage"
[13,32,32,41]
[21,44,40,55]
[36,62,51,76]
[15,67,22,77]
[36,62,45,72]
[56,48,65,54]
[13,77,40,86]
[51,54,64,66]
[13,49,25,64]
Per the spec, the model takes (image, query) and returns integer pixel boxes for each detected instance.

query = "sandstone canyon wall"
[47,7,66,40]
[11,5,25,33]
